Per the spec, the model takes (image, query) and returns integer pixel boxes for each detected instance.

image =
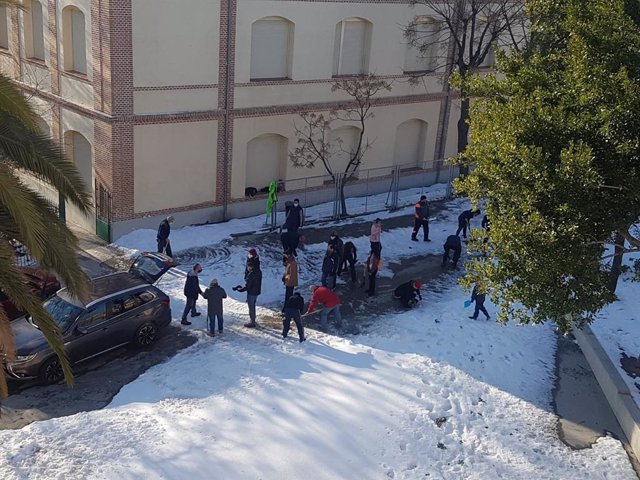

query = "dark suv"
[5,252,176,384]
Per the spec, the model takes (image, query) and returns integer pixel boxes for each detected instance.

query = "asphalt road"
[0,324,197,430]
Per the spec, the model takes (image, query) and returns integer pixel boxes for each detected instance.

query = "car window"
[109,293,144,317]
[43,296,83,332]
[78,303,107,329]
[129,256,164,283]
[137,290,156,304]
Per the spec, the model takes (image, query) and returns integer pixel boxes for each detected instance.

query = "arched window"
[0,5,9,49]
[250,17,293,80]
[246,134,288,191]
[62,6,87,74]
[333,18,371,76]
[64,131,92,190]
[329,126,361,174]
[404,19,441,74]
[393,119,428,168]
[24,0,45,61]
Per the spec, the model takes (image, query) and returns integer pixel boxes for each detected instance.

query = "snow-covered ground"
[0,185,635,479]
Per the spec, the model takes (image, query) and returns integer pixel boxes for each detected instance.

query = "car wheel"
[39,356,64,385]
[134,323,158,347]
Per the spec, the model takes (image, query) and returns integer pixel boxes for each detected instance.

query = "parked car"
[0,267,61,321]
[4,252,176,384]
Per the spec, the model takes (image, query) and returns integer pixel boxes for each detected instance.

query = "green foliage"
[456,0,640,332]
[0,71,92,397]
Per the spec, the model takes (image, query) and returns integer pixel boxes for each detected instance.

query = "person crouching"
[393,280,422,308]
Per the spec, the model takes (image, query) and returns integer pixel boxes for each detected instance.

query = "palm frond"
[0,115,92,213]
[0,243,73,398]
[0,165,89,299]
[0,74,37,131]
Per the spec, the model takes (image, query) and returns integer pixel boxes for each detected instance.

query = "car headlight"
[11,353,37,364]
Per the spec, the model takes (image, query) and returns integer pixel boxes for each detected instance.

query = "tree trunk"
[339,179,348,217]
[457,96,471,178]
[608,232,626,293]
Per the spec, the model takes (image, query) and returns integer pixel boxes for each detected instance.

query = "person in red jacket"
[307,285,342,329]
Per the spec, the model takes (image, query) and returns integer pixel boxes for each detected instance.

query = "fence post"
[445,162,455,199]
[393,165,401,210]
[333,173,341,220]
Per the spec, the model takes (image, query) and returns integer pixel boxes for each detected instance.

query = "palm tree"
[0,62,92,396]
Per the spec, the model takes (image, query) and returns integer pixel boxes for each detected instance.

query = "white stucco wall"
[230,100,442,199]
[133,121,218,213]
[235,1,434,83]
[132,0,220,88]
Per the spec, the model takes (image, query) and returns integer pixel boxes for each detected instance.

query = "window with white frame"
[333,18,371,76]
[0,6,9,49]
[475,18,496,68]
[24,0,45,61]
[62,6,87,74]
[403,19,441,73]
[250,17,293,80]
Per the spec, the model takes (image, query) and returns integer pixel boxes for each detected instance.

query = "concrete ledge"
[574,325,640,459]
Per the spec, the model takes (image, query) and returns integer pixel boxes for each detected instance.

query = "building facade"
[0,0,463,240]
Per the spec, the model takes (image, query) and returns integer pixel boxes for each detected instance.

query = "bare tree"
[289,74,392,217]
[406,1,528,173]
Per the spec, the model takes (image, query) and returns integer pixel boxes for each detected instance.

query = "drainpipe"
[222,0,233,221]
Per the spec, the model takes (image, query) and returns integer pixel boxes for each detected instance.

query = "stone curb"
[574,325,640,459]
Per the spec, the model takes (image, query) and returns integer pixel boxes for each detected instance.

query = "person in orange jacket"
[411,195,430,242]
[306,285,342,329]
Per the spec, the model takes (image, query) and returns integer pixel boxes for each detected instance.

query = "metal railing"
[259,159,457,229]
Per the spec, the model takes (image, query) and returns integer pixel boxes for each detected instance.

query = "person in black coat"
[282,291,306,343]
[181,263,203,325]
[157,215,174,257]
[456,208,481,239]
[321,246,338,289]
[203,278,227,336]
[393,280,422,308]
[245,248,260,281]
[328,232,344,274]
[280,230,301,256]
[469,284,490,320]
[341,241,358,282]
[284,198,304,232]
[442,235,462,268]
[234,264,262,328]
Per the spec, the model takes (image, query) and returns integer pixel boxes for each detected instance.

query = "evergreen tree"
[457,0,640,331]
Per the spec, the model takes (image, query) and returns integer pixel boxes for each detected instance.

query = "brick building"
[0,0,467,240]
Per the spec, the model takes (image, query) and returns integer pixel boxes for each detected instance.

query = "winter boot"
[411,236,418,242]
[181,319,192,326]
[244,322,257,328]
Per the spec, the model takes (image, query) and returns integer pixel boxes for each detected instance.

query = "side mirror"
[77,325,88,335]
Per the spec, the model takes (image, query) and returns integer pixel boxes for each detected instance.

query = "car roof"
[57,272,151,308]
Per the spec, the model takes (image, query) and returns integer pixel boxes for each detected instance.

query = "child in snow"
[203,278,227,336]
[469,284,490,320]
